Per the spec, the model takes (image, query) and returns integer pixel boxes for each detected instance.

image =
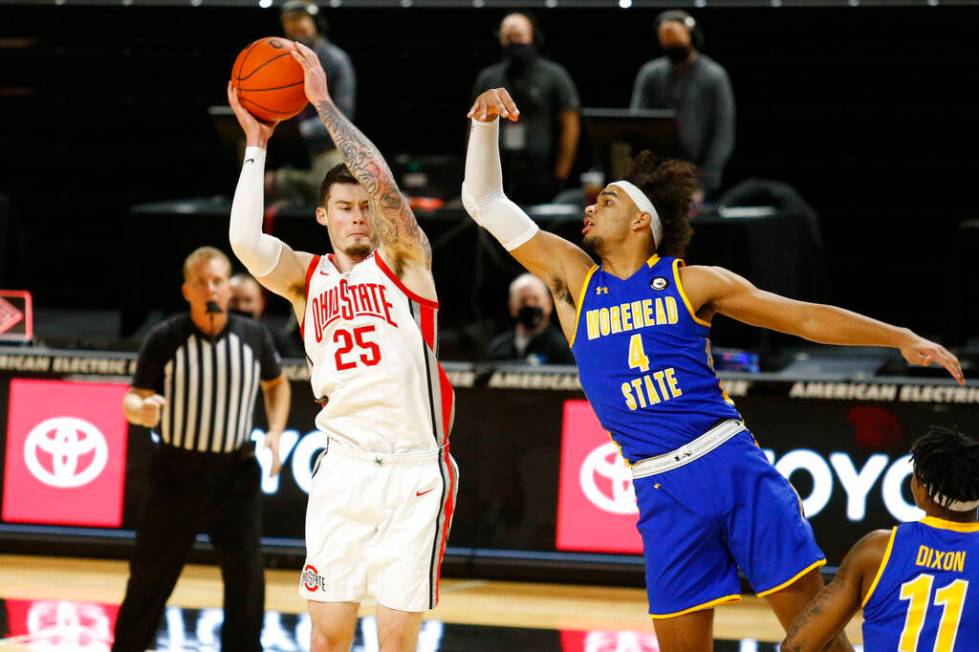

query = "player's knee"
[377,620,421,652]
[309,626,352,652]
[378,632,416,652]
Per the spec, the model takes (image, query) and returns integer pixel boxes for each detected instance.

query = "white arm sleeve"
[229,146,283,278]
[461,118,539,251]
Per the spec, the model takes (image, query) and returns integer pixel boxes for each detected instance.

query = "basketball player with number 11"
[227,41,456,652]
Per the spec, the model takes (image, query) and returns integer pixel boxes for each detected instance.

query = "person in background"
[230,272,303,358]
[630,10,734,200]
[472,12,580,205]
[265,0,356,206]
[112,247,289,652]
[487,273,575,365]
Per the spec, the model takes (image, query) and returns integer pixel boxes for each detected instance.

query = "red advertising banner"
[3,598,119,649]
[555,399,643,554]
[2,379,129,527]
[560,629,660,652]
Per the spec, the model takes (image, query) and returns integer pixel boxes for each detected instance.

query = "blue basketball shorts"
[633,429,826,618]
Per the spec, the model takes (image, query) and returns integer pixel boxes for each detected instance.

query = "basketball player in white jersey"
[226,41,456,652]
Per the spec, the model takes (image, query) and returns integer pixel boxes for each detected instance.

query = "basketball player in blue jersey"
[783,426,979,652]
[462,88,965,652]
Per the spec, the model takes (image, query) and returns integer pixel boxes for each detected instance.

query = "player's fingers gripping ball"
[231,37,308,123]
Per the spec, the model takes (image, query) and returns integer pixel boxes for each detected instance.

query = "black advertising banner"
[1,348,977,574]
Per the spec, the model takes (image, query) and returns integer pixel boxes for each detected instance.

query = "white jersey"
[301,251,454,453]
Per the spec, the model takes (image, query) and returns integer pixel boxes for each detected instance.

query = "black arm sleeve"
[131,327,170,393]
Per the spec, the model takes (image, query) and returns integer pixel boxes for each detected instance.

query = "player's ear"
[181,282,191,303]
[634,211,651,231]
[315,206,329,227]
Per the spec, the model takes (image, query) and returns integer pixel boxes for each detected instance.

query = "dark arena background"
[1,1,978,650]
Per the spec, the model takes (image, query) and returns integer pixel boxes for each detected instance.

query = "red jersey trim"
[374,252,439,309]
[299,254,322,340]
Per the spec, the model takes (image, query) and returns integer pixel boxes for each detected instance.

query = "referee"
[112,246,291,652]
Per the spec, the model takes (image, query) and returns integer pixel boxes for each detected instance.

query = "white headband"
[931,490,979,512]
[609,180,662,250]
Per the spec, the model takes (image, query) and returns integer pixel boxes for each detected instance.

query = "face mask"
[517,306,544,329]
[664,45,691,64]
[504,42,537,67]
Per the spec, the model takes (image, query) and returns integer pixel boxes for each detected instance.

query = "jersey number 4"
[898,574,969,651]
[628,334,650,373]
[334,326,382,371]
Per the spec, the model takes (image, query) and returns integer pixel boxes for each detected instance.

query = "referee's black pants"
[112,445,264,652]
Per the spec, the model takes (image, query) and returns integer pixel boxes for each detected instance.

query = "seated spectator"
[487,273,575,365]
[230,273,303,358]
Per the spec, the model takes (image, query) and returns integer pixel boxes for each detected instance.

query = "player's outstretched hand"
[901,335,965,385]
[468,88,520,123]
[227,81,277,145]
[289,41,330,106]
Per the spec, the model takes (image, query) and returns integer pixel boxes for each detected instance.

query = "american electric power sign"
[0,373,948,551]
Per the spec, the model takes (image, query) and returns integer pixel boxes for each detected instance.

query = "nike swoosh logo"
[416,488,436,497]
[245,158,255,165]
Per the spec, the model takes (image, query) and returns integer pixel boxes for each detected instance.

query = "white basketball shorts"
[298,438,459,612]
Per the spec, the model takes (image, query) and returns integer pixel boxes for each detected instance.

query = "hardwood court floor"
[0,554,864,649]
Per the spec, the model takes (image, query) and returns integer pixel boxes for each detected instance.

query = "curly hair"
[626,150,700,258]
[911,425,979,510]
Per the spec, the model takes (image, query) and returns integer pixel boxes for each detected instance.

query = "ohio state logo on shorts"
[301,564,326,592]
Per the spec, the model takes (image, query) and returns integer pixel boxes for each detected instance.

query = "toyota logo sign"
[3,379,129,527]
[579,443,638,515]
[556,400,644,554]
[23,417,109,489]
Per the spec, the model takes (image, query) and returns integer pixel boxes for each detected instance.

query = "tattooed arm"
[782,530,891,652]
[290,42,432,271]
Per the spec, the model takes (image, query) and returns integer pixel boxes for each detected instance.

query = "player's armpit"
[781,530,890,652]
[256,244,314,306]
[509,230,595,309]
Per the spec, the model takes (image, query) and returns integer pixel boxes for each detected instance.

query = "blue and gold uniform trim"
[672,258,711,328]
[920,517,979,533]
[861,527,897,608]
[569,264,599,348]
[649,593,742,620]
[755,559,827,598]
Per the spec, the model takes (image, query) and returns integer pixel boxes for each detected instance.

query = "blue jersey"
[570,255,741,462]
[863,517,979,651]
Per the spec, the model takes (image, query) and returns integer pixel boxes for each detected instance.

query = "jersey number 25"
[334,326,382,371]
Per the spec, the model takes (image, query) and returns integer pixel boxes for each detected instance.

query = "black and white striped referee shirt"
[132,314,283,453]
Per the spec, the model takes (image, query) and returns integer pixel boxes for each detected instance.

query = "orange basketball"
[231,37,307,123]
